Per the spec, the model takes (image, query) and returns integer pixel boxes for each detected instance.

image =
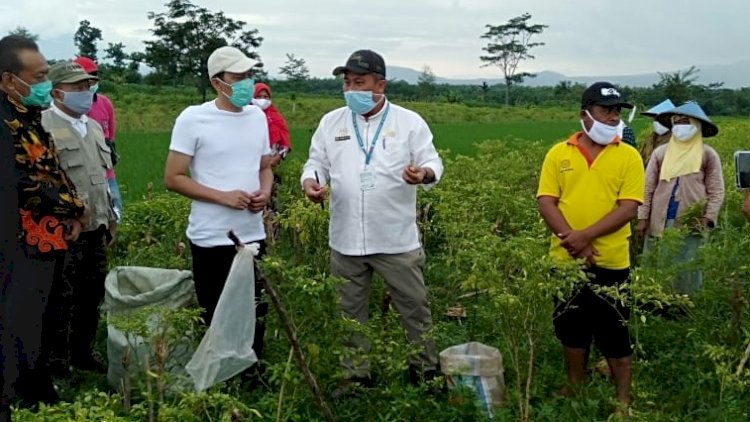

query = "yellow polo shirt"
[537,132,644,269]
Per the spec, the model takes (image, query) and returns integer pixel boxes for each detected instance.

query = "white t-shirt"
[169,100,271,247]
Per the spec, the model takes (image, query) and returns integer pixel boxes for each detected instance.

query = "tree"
[74,20,103,61]
[142,0,264,101]
[278,53,309,82]
[654,65,700,104]
[104,42,128,71]
[279,53,310,111]
[480,13,547,106]
[417,65,437,101]
[8,26,39,42]
[479,81,490,102]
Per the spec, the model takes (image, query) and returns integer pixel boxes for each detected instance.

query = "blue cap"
[656,101,718,137]
[641,99,675,117]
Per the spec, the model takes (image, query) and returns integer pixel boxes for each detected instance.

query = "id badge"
[360,170,375,191]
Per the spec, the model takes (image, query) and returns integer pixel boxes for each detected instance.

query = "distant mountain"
[386,61,750,89]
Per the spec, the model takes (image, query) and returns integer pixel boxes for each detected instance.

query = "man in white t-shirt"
[301,50,443,394]
[164,46,272,370]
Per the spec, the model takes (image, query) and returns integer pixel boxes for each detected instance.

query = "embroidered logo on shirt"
[560,159,574,172]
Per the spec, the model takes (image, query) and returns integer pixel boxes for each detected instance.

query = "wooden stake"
[227,231,336,422]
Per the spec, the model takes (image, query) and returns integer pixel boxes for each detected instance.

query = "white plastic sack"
[104,266,196,391]
[440,342,506,418]
[186,244,260,391]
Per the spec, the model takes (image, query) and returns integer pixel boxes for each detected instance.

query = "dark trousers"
[44,227,108,367]
[189,240,268,361]
[1,244,62,405]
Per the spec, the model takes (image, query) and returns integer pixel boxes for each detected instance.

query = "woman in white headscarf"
[637,101,725,295]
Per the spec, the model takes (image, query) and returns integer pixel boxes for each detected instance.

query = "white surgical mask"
[581,110,619,145]
[672,124,698,142]
[252,98,272,110]
[653,121,670,135]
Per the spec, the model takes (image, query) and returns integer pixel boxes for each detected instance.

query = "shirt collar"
[566,131,620,146]
[51,102,88,126]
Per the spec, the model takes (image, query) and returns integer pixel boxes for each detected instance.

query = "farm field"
[115,120,588,202]
[17,97,750,421]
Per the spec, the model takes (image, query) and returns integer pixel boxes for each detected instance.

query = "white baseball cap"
[207,46,257,79]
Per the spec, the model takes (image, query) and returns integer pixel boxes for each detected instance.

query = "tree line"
[8,2,750,115]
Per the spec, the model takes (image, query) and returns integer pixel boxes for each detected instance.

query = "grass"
[116,120,593,202]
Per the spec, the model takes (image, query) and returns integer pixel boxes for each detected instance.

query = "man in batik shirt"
[0,35,86,416]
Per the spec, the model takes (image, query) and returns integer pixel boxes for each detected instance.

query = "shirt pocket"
[57,144,85,171]
[379,136,410,169]
[96,140,113,169]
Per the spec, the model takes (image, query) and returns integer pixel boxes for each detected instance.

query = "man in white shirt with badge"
[164,46,273,376]
[301,49,443,394]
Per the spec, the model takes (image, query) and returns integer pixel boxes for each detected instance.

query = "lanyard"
[351,103,390,167]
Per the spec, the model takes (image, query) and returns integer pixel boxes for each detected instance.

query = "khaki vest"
[42,109,114,231]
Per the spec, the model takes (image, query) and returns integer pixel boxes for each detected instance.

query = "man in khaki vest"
[41,61,115,374]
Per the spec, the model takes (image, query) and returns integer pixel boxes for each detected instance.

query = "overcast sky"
[2,0,748,79]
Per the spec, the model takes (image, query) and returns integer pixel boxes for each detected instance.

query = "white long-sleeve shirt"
[301,100,443,256]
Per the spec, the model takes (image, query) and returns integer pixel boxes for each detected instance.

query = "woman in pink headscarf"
[252,83,291,166]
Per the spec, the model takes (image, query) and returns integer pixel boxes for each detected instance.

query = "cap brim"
[56,74,99,84]
[223,57,258,74]
[332,65,371,76]
[595,99,633,109]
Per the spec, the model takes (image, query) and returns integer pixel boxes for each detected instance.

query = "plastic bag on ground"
[440,342,506,418]
[104,266,196,391]
[186,243,260,391]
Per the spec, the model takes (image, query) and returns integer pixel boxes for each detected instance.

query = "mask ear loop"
[213,78,233,99]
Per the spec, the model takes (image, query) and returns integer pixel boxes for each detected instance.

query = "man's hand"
[559,229,593,256]
[219,190,254,210]
[248,190,270,213]
[303,178,327,203]
[575,244,600,267]
[637,219,649,238]
[403,165,429,185]
[270,154,282,167]
[63,219,83,242]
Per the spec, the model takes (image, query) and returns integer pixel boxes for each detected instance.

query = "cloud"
[3,0,748,79]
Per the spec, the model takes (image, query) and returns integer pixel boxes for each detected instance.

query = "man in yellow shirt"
[537,82,644,414]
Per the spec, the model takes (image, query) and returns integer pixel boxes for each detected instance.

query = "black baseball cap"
[581,81,633,109]
[332,50,386,78]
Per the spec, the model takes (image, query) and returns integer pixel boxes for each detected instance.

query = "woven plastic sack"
[104,266,196,391]
[186,244,259,391]
[440,342,506,418]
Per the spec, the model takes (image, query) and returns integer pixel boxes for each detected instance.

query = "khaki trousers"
[331,248,438,378]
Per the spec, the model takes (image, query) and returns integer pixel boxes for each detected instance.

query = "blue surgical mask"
[89,83,99,94]
[15,75,53,108]
[218,78,255,108]
[59,90,94,115]
[344,90,382,115]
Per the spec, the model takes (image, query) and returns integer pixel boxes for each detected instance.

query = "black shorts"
[553,266,632,359]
